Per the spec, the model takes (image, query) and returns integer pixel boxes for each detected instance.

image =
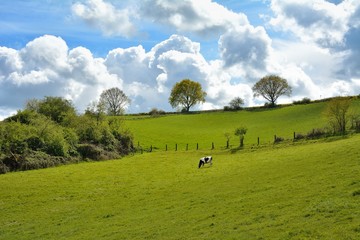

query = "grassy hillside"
[124,100,360,150]
[1,135,360,239]
[1,99,360,239]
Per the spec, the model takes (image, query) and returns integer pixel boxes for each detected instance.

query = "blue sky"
[1,0,360,119]
[0,0,270,57]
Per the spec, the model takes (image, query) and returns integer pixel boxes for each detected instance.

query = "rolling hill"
[1,99,360,239]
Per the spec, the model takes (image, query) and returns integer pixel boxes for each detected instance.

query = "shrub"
[307,128,327,139]
[26,136,44,151]
[274,136,284,143]
[223,106,231,111]
[149,108,165,116]
[112,130,134,155]
[294,133,306,140]
[77,144,102,160]
[293,97,311,105]
[0,162,10,174]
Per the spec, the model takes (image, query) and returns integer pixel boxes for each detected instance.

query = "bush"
[356,120,360,133]
[274,136,284,143]
[307,128,327,139]
[149,108,165,116]
[77,144,103,160]
[293,98,311,105]
[26,136,44,151]
[0,161,10,174]
[112,130,134,155]
[77,144,120,161]
[294,133,306,140]
[223,106,231,111]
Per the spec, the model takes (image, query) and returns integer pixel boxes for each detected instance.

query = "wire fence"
[134,131,325,153]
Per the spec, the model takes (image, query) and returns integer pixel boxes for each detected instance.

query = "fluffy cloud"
[72,0,136,37]
[268,0,360,98]
[0,35,122,114]
[140,0,249,38]
[269,0,355,47]
[218,25,271,77]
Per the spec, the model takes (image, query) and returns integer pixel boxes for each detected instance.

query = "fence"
[135,131,321,153]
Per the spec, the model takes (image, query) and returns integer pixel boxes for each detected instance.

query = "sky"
[1,0,360,119]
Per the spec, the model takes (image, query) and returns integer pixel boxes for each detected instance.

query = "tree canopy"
[324,97,352,134]
[252,75,292,107]
[100,87,131,116]
[229,97,244,110]
[169,79,207,112]
[25,96,76,125]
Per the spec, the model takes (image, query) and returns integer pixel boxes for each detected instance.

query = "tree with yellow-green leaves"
[169,79,206,112]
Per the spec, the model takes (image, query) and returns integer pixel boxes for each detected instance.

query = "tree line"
[0,88,134,174]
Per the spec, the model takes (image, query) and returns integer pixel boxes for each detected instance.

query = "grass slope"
[124,102,332,150]
[1,135,360,239]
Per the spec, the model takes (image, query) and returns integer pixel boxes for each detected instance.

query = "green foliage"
[234,126,247,147]
[228,97,244,110]
[0,120,32,155]
[26,96,76,125]
[85,100,107,123]
[293,97,311,105]
[149,108,165,117]
[324,97,352,134]
[0,97,134,173]
[169,79,207,112]
[252,75,292,106]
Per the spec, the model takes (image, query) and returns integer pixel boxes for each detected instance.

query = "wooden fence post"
[175,143,177,151]
[258,137,260,145]
[212,142,214,150]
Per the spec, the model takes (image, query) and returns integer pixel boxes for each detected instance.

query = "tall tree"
[252,75,292,107]
[169,79,206,112]
[324,97,352,134]
[99,87,131,116]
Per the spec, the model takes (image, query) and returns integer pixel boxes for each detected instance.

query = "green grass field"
[123,102,330,150]
[1,100,360,239]
[1,135,360,239]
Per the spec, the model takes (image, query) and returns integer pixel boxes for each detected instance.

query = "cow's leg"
[198,160,204,168]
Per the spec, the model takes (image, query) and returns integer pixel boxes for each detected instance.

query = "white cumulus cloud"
[72,0,136,37]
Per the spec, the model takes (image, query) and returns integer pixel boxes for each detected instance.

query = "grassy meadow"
[1,99,360,239]
[123,101,343,150]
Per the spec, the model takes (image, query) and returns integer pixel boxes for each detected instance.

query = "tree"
[169,79,206,112]
[229,97,244,110]
[85,100,107,124]
[224,132,232,149]
[25,96,76,125]
[252,75,292,107]
[324,97,352,135]
[99,87,131,116]
[234,126,247,148]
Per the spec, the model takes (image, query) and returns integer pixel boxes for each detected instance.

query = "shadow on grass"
[230,146,244,154]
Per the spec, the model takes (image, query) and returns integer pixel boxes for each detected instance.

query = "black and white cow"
[198,156,213,168]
